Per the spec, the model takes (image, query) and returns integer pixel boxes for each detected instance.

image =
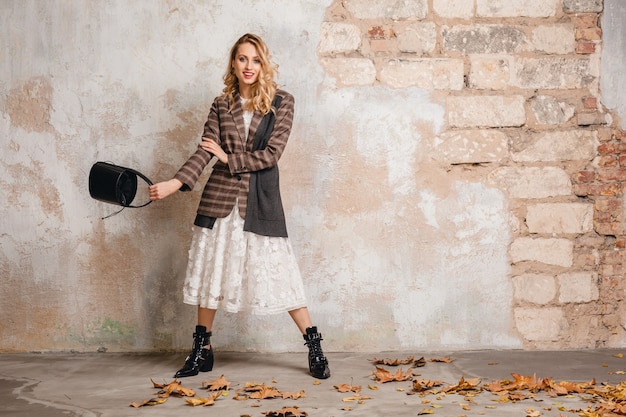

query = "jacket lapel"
[230,91,247,147]
[247,112,263,150]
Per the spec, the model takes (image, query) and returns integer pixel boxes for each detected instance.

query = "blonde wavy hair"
[223,33,278,115]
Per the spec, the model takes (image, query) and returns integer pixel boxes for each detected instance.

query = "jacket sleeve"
[227,91,294,175]
[173,98,221,191]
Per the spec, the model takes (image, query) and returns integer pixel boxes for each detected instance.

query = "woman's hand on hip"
[149,179,182,201]
[200,137,229,165]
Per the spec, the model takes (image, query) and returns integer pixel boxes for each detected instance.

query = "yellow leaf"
[418,408,435,415]
[614,353,624,358]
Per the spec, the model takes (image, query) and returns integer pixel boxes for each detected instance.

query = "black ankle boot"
[174,325,214,378]
[303,326,330,379]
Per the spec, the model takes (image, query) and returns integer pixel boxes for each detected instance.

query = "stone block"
[511,130,597,162]
[514,307,567,341]
[510,237,574,267]
[397,22,437,54]
[530,95,575,125]
[431,130,509,164]
[563,0,603,13]
[380,59,464,90]
[433,0,474,18]
[469,55,511,90]
[344,0,428,19]
[447,95,525,128]
[557,272,599,303]
[526,203,594,234]
[319,22,362,54]
[443,25,526,54]
[513,57,592,89]
[320,58,377,86]
[477,0,558,17]
[512,274,557,304]
[532,25,576,54]
[488,167,572,199]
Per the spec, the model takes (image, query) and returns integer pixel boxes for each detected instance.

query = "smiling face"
[232,42,261,98]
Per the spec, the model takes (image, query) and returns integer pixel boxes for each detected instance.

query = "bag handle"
[124,167,154,208]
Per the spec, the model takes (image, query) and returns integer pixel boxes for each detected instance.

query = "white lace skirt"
[182,204,307,315]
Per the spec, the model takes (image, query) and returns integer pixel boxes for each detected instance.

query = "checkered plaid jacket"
[174,89,295,220]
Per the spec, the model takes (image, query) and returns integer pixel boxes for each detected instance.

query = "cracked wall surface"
[1,0,625,352]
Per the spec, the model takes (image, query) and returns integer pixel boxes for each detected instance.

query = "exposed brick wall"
[319,0,624,348]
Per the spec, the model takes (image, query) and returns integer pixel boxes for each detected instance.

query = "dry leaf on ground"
[129,398,167,407]
[372,366,414,383]
[430,357,454,363]
[334,383,361,393]
[201,374,231,391]
[263,406,308,416]
[442,377,481,394]
[184,390,223,406]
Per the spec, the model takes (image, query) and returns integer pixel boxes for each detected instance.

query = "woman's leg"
[288,307,313,334]
[198,307,217,333]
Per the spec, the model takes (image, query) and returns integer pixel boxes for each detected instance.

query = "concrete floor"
[1,349,625,417]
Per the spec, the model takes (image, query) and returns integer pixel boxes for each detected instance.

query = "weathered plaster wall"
[1,0,625,353]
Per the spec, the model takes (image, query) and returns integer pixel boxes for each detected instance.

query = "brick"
[489,167,572,198]
[595,197,622,212]
[576,27,602,41]
[575,14,598,28]
[510,237,573,267]
[532,25,575,54]
[511,130,597,163]
[597,169,626,182]
[514,307,567,341]
[563,0,603,13]
[620,155,626,166]
[443,25,526,54]
[529,95,575,125]
[320,58,376,86]
[344,0,427,19]
[433,0,474,18]
[576,171,595,182]
[576,42,596,54]
[469,55,511,90]
[513,57,592,89]
[447,95,525,128]
[512,274,557,304]
[477,0,558,17]
[596,222,625,235]
[598,143,626,155]
[318,22,361,54]
[397,22,437,54]
[526,203,594,234]
[598,156,619,168]
[573,183,622,197]
[583,96,598,109]
[380,58,464,90]
[431,130,509,164]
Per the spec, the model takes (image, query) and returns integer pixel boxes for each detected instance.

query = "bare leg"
[198,307,217,348]
[289,307,313,334]
[198,307,217,331]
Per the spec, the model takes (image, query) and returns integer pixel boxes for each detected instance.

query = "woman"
[149,33,330,380]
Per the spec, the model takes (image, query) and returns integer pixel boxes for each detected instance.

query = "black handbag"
[89,162,153,214]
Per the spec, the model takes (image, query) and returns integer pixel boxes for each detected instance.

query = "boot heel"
[200,347,214,372]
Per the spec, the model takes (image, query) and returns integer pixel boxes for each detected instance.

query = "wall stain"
[6,77,53,133]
